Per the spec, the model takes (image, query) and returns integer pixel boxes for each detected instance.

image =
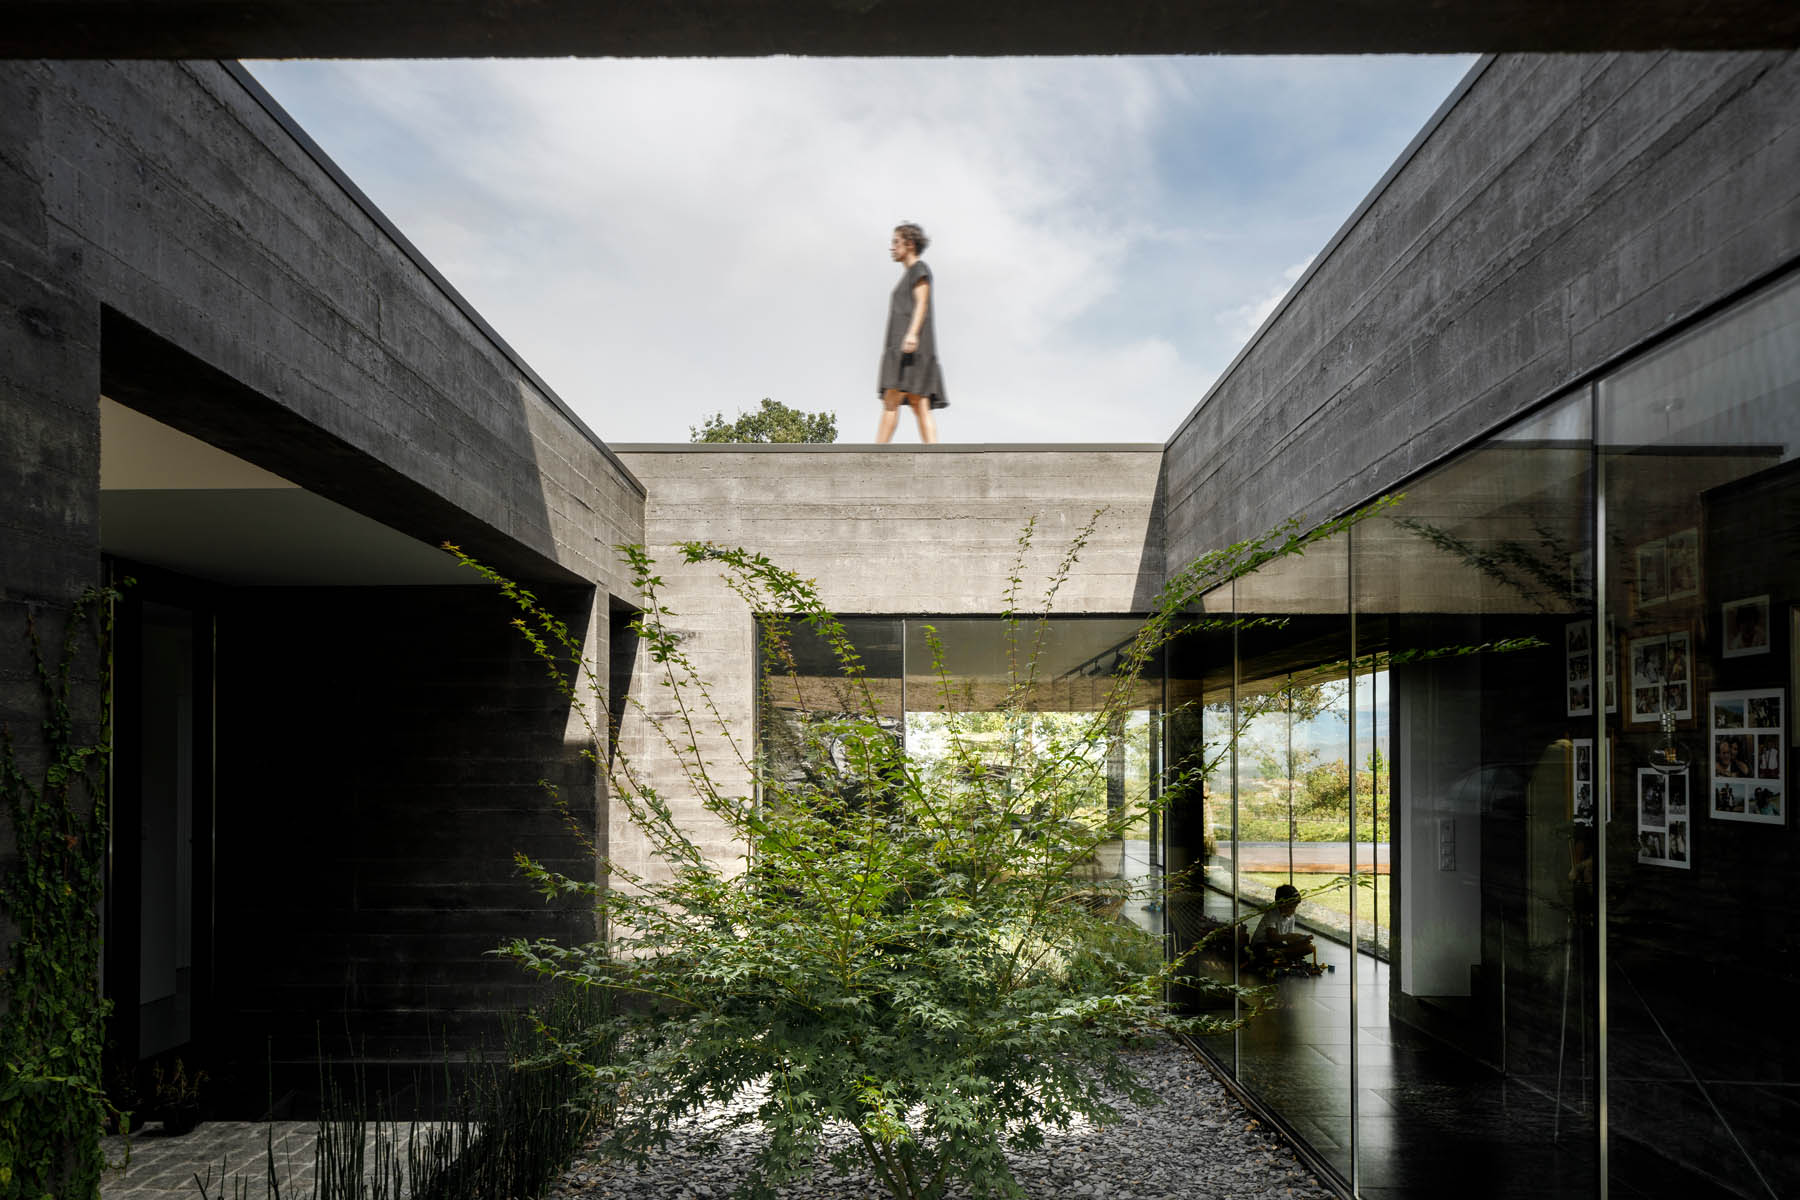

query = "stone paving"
[100,1119,445,1199]
[102,1121,320,1199]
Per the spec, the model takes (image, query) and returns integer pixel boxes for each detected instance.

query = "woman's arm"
[902,278,930,353]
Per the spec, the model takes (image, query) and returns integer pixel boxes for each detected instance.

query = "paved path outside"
[1234,840,1389,873]
[101,1119,444,1199]
[102,1121,318,1199]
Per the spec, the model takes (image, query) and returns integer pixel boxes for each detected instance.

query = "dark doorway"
[104,560,218,1097]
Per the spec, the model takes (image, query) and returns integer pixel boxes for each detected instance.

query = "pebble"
[544,1041,1334,1200]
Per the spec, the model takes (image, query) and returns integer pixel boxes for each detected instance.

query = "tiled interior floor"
[1200,890,1601,1199]
[1195,890,1793,1200]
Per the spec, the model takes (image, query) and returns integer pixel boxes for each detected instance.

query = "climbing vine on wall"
[0,587,125,1198]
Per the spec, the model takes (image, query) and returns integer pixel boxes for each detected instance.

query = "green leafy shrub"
[454,504,1381,1200]
[0,589,126,1198]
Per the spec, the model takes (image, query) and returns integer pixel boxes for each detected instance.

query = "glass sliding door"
[901,616,1164,934]
[757,613,1166,933]
[1155,268,1798,1200]
[1165,588,1241,1067]
[103,569,217,1108]
[1350,390,1598,1198]
[1229,536,1355,1179]
[758,615,905,805]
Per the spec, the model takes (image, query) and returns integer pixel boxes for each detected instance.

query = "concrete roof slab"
[2,0,1797,58]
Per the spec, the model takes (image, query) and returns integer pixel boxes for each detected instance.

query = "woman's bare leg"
[908,395,939,444]
[876,390,905,443]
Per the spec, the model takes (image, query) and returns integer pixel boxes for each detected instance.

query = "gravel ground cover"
[546,1039,1334,1200]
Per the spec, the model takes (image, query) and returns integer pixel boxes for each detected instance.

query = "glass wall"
[1165,586,1239,1068]
[759,615,905,804]
[1598,273,1800,1199]
[1168,270,1799,1199]
[1233,538,1355,1179]
[753,274,1799,1198]
[1170,406,1597,1196]
[1352,392,1598,1199]
[758,615,1165,933]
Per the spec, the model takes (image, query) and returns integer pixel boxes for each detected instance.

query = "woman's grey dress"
[877,259,948,409]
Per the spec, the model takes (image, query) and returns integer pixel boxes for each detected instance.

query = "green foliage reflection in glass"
[902,709,1157,839]
[450,502,1386,1200]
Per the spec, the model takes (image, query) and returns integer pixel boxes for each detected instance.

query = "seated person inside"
[1250,883,1318,971]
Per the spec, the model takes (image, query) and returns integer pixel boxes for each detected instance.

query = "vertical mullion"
[1286,677,1295,882]
[1348,527,1361,1197]
[899,618,907,754]
[1593,384,1609,1200]
[1230,578,1243,1047]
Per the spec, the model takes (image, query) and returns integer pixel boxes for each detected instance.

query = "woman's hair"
[894,222,929,253]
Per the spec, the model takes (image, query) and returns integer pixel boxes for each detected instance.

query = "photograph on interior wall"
[1665,631,1692,719]
[1638,767,1690,868]
[1630,632,1693,723]
[1722,594,1771,658]
[1793,609,1800,739]
[1636,539,1668,610]
[1711,687,1784,824]
[1605,630,1618,714]
[1665,528,1700,602]
[1571,737,1595,824]
[1566,619,1593,716]
[1571,548,1594,605]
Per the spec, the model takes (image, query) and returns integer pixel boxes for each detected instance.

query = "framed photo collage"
[1565,527,1788,868]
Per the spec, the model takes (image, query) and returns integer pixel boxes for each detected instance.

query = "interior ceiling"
[100,397,480,586]
[765,616,1164,712]
[2,0,1795,57]
[774,616,1147,681]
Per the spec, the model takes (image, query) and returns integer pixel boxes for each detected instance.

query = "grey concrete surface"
[1,42,1797,1184]
[3,0,1796,58]
[1164,52,1800,568]
[609,446,1165,883]
[0,58,641,1087]
[209,586,605,1086]
[6,59,642,595]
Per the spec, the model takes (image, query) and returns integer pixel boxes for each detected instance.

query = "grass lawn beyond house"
[1242,870,1390,932]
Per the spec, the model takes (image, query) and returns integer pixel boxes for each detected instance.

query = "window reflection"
[1354,391,1598,1197]
[757,615,1166,936]
[1225,538,1356,1179]
[758,616,904,804]
[1166,390,1600,1197]
[1599,273,1800,1200]
[1165,601,1239,1066]
[753,272,1800,1200]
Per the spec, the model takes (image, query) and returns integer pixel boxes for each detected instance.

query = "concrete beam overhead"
[1,0,1797,59]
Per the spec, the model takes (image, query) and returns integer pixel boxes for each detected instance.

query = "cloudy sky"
[246,56,1477,445]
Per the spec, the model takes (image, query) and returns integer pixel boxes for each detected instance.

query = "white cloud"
[1218,257,1315,344]
[247,56,1475,445]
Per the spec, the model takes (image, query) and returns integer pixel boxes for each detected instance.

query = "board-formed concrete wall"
[0,59,646,1087]
[2,60,642,593]
[609,445,1165,882]
[214,586,605,1079]
[1164,51,1800,563]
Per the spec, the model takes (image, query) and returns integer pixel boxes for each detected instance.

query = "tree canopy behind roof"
[691,398,838,443]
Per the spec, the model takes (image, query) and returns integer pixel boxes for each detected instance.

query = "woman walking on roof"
[875,222,947,443]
